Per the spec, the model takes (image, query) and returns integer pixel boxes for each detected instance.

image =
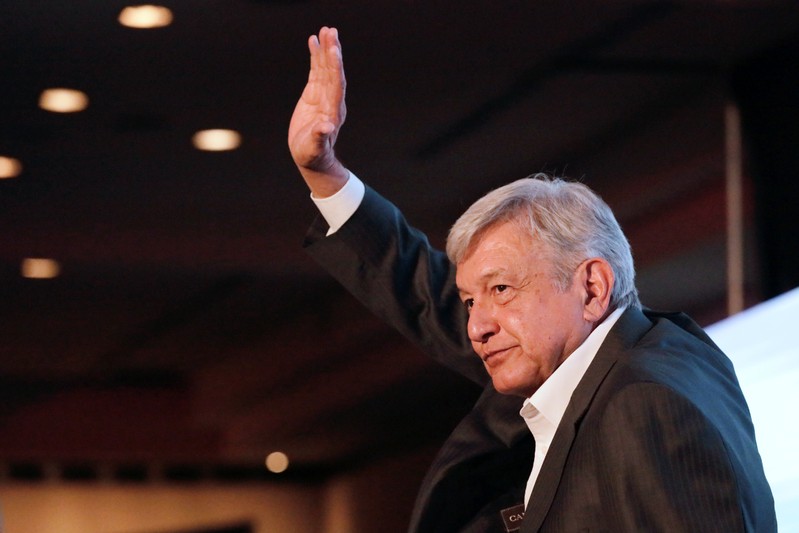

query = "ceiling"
[1,0,798,483]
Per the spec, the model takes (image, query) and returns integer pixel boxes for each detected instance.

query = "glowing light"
[265,451,289,474]
[38,88,89,113]
[118,5,174,29]
[192,129,242,151]
[21,258,61,279]
[0,156,22,178]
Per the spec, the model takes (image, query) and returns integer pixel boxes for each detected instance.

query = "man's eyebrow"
[457,268,509,295]
[476,267,508,282]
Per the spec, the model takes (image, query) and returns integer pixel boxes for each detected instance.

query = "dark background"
[1,0,798,485]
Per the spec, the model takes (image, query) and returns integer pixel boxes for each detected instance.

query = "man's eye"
[494,285,513,302]
[493,284,510,295]
[463,299,474,311]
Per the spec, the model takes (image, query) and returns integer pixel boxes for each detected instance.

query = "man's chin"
[491,377,533,398]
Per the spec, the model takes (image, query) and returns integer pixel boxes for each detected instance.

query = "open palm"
[288,27,347,173]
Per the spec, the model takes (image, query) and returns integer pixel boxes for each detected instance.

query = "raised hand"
[288,27,349,197]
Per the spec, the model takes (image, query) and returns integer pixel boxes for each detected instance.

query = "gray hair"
[446,174,641,311]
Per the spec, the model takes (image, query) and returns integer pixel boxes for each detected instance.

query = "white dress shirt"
[520,306,625,507]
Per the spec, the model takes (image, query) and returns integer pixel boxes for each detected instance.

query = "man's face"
[456,220,592,398]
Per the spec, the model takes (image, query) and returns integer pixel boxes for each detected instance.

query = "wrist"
[299,159,349,198]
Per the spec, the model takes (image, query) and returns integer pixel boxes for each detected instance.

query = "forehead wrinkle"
[476,266,509,283]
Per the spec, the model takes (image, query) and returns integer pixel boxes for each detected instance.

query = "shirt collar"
[521,306,626,429]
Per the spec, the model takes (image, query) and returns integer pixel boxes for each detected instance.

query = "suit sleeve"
[304,186,488,385]
[596,382,745,532]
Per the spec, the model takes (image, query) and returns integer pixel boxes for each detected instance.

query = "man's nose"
[467,302,499,343]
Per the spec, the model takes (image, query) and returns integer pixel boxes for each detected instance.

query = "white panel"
[707,287,799,530]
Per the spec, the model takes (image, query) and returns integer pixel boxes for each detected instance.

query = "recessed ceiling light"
[192,129,242,151]
[38,88,89,113]
[265,451,289,474]
[118,5,174,29]
[21,258,61,279]
[0,156,22,179]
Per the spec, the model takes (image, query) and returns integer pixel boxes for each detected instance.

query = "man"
[289,27,777,532]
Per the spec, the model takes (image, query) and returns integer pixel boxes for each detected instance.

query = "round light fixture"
[0,156,22,179]
[39,88,89,113]
[21,258,61,279]
[192,129,242,151]
[265,451,290,474]
[119,5,174,29]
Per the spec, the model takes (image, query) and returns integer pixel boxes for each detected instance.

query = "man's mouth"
[482,348,510,367]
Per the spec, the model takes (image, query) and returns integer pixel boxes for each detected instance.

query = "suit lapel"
[520,309,652,532]
[520,355,616,532]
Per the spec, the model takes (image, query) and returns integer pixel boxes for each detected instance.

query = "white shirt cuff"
[310,170,366,236]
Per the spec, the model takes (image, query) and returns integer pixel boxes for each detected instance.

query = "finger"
[327,46,346,112]
[308,34,321,76]
[326,36,343,72]
[318,27,341,71]
[315,27,328,69]
[319,29,345,95]
[321,26,339,51]
[319,26,336,49]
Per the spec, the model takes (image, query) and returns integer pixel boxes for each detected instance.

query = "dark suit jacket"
[305,186,777,532]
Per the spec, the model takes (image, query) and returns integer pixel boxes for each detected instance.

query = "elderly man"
[289,27,776,532]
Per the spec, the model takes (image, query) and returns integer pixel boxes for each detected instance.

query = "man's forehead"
[455,248,536,288]
[457,264,510,286]
[455,225,553,287]
[462,219,538,256]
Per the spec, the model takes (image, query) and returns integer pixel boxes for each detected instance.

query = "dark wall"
[733,33,799,298]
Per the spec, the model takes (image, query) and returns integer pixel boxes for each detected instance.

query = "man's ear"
[578,258,614,323]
